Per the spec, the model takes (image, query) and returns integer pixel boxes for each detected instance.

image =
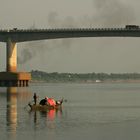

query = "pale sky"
[0,0,140,73]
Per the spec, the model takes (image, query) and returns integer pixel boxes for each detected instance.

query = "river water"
[1,83,140,140]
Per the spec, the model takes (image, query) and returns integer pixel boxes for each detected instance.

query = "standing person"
[33,93,37,105]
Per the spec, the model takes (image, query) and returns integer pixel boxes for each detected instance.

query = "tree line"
[31,70,140,83]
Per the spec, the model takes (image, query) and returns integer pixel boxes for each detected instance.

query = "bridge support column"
[0,39,31,87]
[6,39,17,72]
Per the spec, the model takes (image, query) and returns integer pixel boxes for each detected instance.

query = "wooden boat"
[28,99,63,111]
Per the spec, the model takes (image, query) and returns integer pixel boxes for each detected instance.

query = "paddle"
[24,100,34,110]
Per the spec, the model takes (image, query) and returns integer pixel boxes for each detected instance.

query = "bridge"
[0,26,140,87]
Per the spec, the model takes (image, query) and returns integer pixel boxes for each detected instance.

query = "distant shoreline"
[30,79,140,84]
[31,70,140,84]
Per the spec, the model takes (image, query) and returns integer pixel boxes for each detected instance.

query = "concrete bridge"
[1,26,140,86]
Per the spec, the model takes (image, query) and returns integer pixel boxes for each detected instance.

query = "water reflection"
[5,86,64,138]
[6,87,32,139]
[29,107,63,130]
[6,87,17,139]
[41,108,63,121]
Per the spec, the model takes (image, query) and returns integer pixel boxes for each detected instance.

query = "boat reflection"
[29,107,63,129]
[41,108,63,121]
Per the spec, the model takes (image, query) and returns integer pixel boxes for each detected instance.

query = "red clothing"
[47,98,56,106]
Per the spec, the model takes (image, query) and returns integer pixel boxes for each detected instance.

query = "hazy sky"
[0,0,140,73]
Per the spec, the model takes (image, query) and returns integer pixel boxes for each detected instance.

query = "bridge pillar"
[6,39,17,72]
[0,39,31,87]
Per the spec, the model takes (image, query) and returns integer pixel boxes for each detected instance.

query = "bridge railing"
[0,27,140,33]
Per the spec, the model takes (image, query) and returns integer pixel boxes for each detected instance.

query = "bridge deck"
[0,28,140,42]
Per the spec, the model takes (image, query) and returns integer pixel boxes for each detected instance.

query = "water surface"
[1,83,140,140]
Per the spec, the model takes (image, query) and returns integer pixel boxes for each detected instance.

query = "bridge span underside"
[0,27,140,87]
[0,28,140,42]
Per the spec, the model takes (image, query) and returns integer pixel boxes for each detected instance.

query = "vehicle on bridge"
[125,25,139,29]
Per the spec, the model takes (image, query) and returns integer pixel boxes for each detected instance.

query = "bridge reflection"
[6,87,17,139]
[6,87,31,139]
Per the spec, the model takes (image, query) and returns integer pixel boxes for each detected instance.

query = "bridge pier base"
[0,72,31,87]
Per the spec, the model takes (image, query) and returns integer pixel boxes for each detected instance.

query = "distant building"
[95,80,101,83]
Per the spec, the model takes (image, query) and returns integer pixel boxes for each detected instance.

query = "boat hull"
[28,103,62,111]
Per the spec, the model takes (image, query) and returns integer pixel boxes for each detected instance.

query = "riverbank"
[31,70,140,84]
[30,79,140,84]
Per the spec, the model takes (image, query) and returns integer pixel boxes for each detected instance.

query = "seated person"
[47,98,56,106]
[39,96,62,106]
[39,97,48,105]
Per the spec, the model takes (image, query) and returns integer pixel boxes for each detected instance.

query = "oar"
[24,100,34,110]
[58,98,68,103]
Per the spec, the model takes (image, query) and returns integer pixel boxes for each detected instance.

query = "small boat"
[28,99,63,111]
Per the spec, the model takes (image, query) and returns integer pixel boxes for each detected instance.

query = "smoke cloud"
[18,48,33,64]
[92,0,135,27]
[18,0,135,65]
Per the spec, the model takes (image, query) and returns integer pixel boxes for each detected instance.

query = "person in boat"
[39,96,63,106]
[39,97,48,105]
[47,97,56,107]
[33,93,38,105]
[47,97,63,106]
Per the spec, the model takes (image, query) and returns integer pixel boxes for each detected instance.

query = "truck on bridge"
[125,25,139,29]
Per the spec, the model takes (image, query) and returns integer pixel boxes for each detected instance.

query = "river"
[1,83,140,140]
